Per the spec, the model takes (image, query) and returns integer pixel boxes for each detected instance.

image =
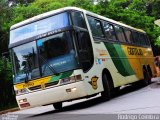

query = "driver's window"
[71,11,87,29]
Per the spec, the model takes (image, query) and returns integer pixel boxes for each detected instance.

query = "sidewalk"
[0,107,19,115]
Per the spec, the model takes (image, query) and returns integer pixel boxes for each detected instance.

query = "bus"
[9,7,156,110]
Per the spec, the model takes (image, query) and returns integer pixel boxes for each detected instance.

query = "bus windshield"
[10,12,69,44]
[38,31,79,77]
[12,31,79,84]
[12,41,40,84]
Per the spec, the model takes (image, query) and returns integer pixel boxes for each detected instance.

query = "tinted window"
[144,35,150,46]
[71,11,86,29]
[38,31,79,76]
[139,34,146,45]
[124,28,134,43]
[87,16,104,38]
[103,22,117,41]
[132,31,140,45]
[114,25,126,42]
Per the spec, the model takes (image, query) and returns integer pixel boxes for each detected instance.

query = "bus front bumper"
[16,81,88,109]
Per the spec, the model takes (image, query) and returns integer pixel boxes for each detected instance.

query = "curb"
[0,108,19,115]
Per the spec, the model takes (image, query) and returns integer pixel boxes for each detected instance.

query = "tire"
[113,87,120,95]
[101,73,112,101]
[142,69,150,86]
[53,102,62,110]
[147,66,152,84]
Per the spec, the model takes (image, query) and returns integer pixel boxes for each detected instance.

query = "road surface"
[1,78,160,120]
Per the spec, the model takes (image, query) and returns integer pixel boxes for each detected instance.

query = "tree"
[0,0,12,55]
[95,0,160,52]
[0,57,16,110]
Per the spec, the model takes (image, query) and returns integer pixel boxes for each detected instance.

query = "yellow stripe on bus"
[14,76,52,90]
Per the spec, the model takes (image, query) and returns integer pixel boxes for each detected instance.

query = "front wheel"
[53,102,62,110]
[101,74,112,101]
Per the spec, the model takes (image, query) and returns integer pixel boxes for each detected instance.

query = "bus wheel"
[53,102,62,110]
[113,87,120,96]
[101,73,112,101]
[147,66,152,84]
[142,69,150,86]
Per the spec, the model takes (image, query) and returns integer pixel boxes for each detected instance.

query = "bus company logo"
[89,76,99,90]
[23,82,34,88]
[127,47,143,56]
[96,49,107,56]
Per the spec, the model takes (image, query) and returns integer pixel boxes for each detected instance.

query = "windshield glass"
[38,31,79,77]
[12,31,80,84]
[12,41,40,84]
[10,12,69,44]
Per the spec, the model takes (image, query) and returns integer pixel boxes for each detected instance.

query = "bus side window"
[132,31,140,45]
[145,35,150,46]
[103,22,117,41]
[71,11,87,29]
[139,33,146,46]
[114,25,127,43]
[124,28,134,43]
[87,16,104,38]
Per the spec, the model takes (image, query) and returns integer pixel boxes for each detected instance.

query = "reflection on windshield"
[12,31,80,84]
[12,41,40,83]
[38,31,79,77]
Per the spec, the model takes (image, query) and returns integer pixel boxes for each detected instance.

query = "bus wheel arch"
[101,69,114,101]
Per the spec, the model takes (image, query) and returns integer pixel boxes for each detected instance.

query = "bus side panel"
[121,45,156,79]
[92,42,134,88]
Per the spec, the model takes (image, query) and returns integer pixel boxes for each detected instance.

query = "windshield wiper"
[39,55,59,75]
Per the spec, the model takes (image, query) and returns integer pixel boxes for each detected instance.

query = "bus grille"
[45,81,59,87]
[28,85,41,91]
[28,81,59,91]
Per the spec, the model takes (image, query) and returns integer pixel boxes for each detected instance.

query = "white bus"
[9,7,155,110]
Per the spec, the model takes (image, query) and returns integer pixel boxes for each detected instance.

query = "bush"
[0,57,17,111]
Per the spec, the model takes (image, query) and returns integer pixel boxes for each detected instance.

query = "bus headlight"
[60,75,82,85]
[15,88,28,95]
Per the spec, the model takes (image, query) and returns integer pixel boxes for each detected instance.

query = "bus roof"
[10,7,146,33]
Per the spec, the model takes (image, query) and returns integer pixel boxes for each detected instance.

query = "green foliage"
[0,57,12,82]
[95,0,160,46]
[95,0,158,42]
[0,57,17,111]
[0,0,12,55]
[155,36,160,46]
[9,0,95,26]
